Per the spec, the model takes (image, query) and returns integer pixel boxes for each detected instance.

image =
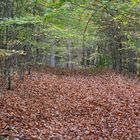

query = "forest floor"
[0,68,140,140]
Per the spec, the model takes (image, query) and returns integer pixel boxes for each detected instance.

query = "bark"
[66,39,73,68]
[50,43,56,67]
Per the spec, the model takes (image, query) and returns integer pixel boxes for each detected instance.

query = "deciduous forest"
[0,0,140,139]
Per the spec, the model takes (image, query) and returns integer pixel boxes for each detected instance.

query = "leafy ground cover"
[0,69,140,139]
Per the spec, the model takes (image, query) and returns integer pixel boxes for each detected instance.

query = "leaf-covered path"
[0,70,140,139]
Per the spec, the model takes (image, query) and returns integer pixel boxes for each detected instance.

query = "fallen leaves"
[0,68,140,139]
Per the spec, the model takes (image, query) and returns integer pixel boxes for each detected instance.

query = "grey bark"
[66,39,73,68]
[50,45,56,67]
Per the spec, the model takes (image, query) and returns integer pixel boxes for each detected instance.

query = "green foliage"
[0,16,42,26]
[0,49,26,57]
[1,0,140,72]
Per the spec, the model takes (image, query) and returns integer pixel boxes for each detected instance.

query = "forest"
[0,0,140,139]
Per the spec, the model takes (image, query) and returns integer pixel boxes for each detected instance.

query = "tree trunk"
[50,45,56,67]
[66,39,73,68]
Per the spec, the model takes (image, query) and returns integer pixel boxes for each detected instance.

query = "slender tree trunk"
[66,39,73,68]
[50,45,56,67]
